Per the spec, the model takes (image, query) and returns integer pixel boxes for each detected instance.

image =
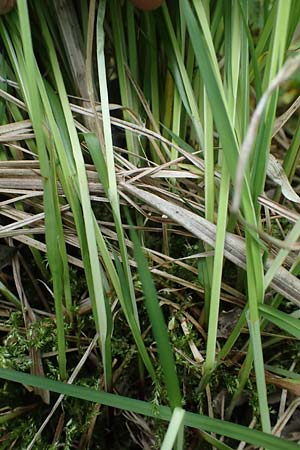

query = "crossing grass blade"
[160,407,185,450]
[259,304,300,338]
[0,368,299,450]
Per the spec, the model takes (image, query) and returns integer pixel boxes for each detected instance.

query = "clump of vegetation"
[0,0,300,448]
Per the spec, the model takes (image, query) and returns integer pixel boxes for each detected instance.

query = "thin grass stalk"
[244,2,292,431]
[43,130,72,316]
[160,408,185,450]
[201,85,214,325]
[201,164,230,385]
[226,345,253,419]
[0,15,49,280]
[192,1,225,95]
[79,0,89,46]
[16,0,67,379]
[96,1,141,328]
[181,11,196,145]
[251,0,292,202]
[253,3,276,66]
[245,233,270,432]
[202,0,240,382]
[169,6,189,159]
[85,134,156,380]
[238,0,262,102]
[202,95,214,225]
[287,0,300,45]
[224,2,241,123]
[210,1,223,52]
[238,1,250,138]
[126,2,139,87]
[111,246,156,380]
[217,307,247,364]
[199,0,214,325]
[129,217,182,409]
[109,0,137,161]
[283,116,300,182]
[182,1,270,429]
[198,432,234,450]
[144,13,160,142]
[163,71,175,142]
[37,5,112,390]
[169,23,181,160]
[264,219,300,290]
[162,3,204,147]
[1,100,48,278]
[225,6,267,423]
[125,0,143,174]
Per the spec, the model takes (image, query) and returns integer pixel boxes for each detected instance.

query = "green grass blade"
[0,369,299,450]
[182,0,269,429]
[17,0,68,379]
[238,0,262,101]
[0,281,21,309]
[37,5,112,389]
[251,0,292,202]
[264,219,300,290]
[282,116,300,184]
[202,163,230,381]
[248,318,271,432]
[161,407,185,450]
[112,248,156,380]
[198,431,235,450]
[84,133,156,380]
[259,304,300,338]
[264,364,300,380]
[162,3,204,147]
[109,0,137,160]
[96,2,141,331]
[129,216,182,409]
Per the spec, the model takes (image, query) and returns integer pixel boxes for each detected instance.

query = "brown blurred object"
[0,0,16,15]
[129,0,164,11]
[265,372,300,396]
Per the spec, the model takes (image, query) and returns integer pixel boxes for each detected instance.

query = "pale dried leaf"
[121,182,300,306]
[267,154,300,203]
